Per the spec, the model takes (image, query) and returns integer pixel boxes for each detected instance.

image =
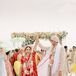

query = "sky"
[0,0,76,49]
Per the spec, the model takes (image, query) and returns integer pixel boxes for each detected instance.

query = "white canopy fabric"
[0,0,76,48]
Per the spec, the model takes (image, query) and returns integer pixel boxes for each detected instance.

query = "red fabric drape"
[21,51,38,76]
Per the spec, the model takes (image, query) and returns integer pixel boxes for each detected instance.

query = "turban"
[50,35,59,43]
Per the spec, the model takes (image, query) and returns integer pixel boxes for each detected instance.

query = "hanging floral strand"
[11,31,68,45]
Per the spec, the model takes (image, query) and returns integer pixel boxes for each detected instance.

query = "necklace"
[50,46,56,64]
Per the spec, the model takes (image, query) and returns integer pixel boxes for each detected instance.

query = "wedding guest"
[64,46,69,74]
[0,48,7,76]
[72,46,76,63]
[13,49,19,62]
[10,49,19,66]
[5,51,14,76]
[14,48,25,76]
[67,49,72,73]
[9,50,15,66]
[64,46,68,53]
[14,51,22,76]
[9,49,19,76]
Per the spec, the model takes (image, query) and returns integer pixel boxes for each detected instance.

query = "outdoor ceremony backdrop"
[0,0,76,50]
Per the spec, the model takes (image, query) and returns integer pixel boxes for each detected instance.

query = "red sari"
[21,51,38,76]
[10,52,19,66]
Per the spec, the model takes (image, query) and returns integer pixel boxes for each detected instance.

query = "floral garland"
[11,31,68,45]
[11,31,68,39]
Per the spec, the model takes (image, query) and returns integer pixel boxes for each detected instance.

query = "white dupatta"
[37,47,51,76]
[37,43,62,76]
[51,43,61,75]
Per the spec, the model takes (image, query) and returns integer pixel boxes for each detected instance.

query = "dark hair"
[6,51,10,55]
[64,46,68,49]
[12,50,14,52]
[25,46,32,50]
[72,46,76,48]
[15,49,19,52]
[41,49,44,52]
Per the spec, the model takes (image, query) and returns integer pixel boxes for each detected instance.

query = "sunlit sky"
[0,0,76,49]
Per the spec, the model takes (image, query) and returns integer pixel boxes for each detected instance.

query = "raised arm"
[34,34,49,51]
[33,40,38,51]
[33,34,39,51]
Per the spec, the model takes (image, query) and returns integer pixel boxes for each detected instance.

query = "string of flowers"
[11,31,68,45]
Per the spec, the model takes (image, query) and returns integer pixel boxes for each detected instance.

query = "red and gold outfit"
[21,51,38,76]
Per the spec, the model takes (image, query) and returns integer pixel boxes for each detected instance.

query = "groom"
[36,34,67,76]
